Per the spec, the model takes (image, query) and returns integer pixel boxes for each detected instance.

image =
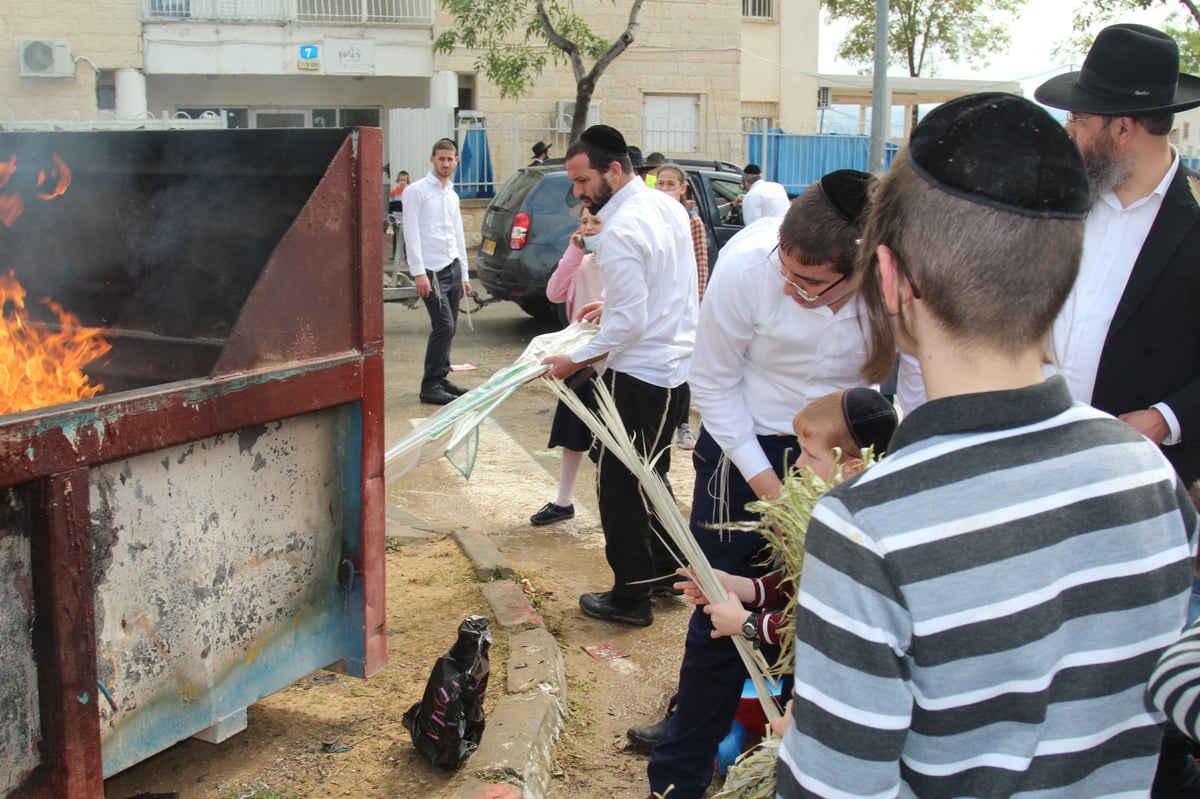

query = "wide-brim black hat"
[1034,23,1200,115]
[532,140,550,157]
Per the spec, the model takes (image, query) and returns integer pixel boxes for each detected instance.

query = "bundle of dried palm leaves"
[545,376,780,723]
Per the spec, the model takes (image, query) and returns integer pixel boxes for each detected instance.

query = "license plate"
[482,239,497,255]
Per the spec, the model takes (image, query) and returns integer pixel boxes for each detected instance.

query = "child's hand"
[673,566,711,605]
[770,699,793,738]
[704,593,749,638]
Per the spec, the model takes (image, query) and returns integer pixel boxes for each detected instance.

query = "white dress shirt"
[402,171,469,278]
[1046,153,1181,443]
[689,217,873,482]
[570,178,698,388]
[742,179,791,225]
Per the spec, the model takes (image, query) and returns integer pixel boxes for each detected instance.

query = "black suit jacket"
[1091,165,1200,485]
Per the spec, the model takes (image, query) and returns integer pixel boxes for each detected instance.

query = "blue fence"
[747,130,899,194]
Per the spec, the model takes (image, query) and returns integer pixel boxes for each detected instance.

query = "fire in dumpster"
[0,270,111,414]
[0,150,72,227]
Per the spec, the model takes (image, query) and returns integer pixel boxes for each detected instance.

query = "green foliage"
[822,0,1027,76]
[435,0,620,100]
[1067,2,1200,72]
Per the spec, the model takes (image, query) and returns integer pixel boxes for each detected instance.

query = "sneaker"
[626,695,678,750]
[579,591,653,627]
[530,502,575,526]
[440,379,468,397]
[676,423,696,450]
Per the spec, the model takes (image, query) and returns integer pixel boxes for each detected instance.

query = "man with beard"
[542,125,698,627]
[1036,25,1200,798]
[1035,24,1200,487]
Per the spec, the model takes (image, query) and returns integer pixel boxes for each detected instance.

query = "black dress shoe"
[627,695,678,750]
[440,379,468,397]
[419,386,457,405]
[579,591,653,627]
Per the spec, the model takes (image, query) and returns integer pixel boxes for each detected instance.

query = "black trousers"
[593,370,690,603]
[420,260,462,392]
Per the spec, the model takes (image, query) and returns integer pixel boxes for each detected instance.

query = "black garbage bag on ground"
[403,614,492,768]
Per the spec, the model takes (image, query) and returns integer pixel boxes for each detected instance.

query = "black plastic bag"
[403,614,492,768]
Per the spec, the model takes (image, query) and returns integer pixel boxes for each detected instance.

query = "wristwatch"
[741,611,762,642]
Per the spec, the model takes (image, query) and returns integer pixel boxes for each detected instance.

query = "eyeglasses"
[768,245,848,303]
[1065,111,1091,124]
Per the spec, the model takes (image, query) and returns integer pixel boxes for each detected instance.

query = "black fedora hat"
[1035,24,1200,115]
[532,140,551,158]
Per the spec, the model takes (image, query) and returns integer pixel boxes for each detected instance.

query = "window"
[743,0,774,19]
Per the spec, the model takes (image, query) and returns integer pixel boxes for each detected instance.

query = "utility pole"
[869,0,889,174]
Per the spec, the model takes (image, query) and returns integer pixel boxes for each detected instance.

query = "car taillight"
[510,212,530,250]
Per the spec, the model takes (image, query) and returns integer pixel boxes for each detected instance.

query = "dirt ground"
[103,299,704,799]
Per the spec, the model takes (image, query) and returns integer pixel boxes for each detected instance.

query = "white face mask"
[580,233,601,254]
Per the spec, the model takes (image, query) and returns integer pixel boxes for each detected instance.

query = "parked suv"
[477,159,747,323]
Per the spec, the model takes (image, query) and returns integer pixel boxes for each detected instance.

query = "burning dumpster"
[0,127,387,798]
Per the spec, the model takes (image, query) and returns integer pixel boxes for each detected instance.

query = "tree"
[823,0,1027,78]
[1072,0,1200,32]
[1070,1,1200,72]
[434,0,644,142]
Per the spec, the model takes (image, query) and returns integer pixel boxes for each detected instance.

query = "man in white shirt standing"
[542,125,698,627]
[404,138,472,405]
[641,171,876,799]
[734,163,790,224]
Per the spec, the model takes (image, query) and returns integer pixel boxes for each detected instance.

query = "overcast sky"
[817,2,1177,98]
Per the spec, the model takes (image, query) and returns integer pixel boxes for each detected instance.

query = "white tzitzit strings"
[545,376,780,723]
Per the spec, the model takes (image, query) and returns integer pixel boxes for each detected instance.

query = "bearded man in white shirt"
[542,124,698,628]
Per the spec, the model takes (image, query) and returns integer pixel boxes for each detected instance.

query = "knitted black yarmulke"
[907,93,1090,219]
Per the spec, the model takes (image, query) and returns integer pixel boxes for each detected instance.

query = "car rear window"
[526,173,580,215]
[490,170,542,211]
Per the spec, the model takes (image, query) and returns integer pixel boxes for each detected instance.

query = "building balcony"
[142,0,434,26]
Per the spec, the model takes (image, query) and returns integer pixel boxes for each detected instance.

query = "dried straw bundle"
[713,450,878,799]
[544,376,780,723]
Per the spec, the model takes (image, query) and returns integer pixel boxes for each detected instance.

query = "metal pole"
[869,0,890,174]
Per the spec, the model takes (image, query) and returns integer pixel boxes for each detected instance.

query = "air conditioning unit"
[817,87,831,109]
[19,39,74,78]
[553,99,601,134]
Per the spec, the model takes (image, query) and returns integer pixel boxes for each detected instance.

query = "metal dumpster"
[0,126,387,798]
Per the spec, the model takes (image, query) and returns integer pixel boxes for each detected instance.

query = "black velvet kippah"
[580,124,627,156]
[908,93,1090,219]
[818,169,873,225]
[743,163,762,176]
[842,388,898,454]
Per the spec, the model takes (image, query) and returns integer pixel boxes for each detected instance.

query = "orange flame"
[0,152,71,227]
[35,154,71,200]
[0,270,112,414]
[0,155,20,227]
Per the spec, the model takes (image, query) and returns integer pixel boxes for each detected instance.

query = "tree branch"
[1181,0,1200,28]
[536,1,588,81]
[586,0,644,84]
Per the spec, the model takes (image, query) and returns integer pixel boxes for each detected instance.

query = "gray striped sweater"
[778,377,1197,799]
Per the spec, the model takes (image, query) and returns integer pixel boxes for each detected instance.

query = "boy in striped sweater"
[776,93,1198,798]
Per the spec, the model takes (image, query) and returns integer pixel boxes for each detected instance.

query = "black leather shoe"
[531,502,575,526]
[627,695,678,750]
[440,379,468,397]
[580,592,653,627]
[419,386,457,405]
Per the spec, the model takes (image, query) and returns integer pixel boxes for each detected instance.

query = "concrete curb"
[447,528,567,799]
